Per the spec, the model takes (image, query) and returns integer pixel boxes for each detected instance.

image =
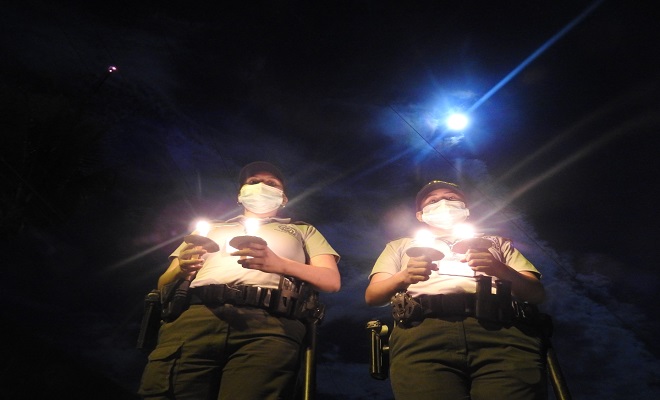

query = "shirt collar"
[226,215,291,224]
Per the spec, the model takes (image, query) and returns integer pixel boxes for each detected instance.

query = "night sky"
[2,0,660,399]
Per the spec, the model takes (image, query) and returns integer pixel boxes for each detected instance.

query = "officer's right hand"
[403,256,438,285]
[178,244,207,276]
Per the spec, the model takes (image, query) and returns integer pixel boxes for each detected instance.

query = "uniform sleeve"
[495,237,541,278]
[369,239,407,280]
[298,224,340,262]
[168,241,187,261]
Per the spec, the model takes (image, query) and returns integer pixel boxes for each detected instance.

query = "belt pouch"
[496,279,513,322]
[271,276,299,315]
[475,276,497,321]
[161,279,191,322]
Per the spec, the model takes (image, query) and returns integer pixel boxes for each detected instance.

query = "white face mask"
[238,182,284,214]
[421,199,470,230]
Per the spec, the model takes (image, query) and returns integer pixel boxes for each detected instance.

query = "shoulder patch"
[275,224,300,238]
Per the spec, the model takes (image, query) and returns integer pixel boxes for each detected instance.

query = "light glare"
[195,220,211,237]
[414,229,435,247]
[446,113,468,131]
[245,218,260,236]
[453,223,475,239]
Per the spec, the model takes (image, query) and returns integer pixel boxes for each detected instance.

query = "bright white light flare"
[414,229,436,247]
[452,223,475,239]
[245,218,260,236]
[446,113,469,131]
[195,220,211,237]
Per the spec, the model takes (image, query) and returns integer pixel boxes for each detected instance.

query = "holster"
[390,291,422,326]
[161,279,191,322]
[136,279,195,350]
[272,276,323,321]
[136,289,162,351]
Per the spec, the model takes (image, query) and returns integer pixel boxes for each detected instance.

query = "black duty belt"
[391,292,537,326]
[417,293,475,317]
[188,283,322,321]
[190,284,275,308]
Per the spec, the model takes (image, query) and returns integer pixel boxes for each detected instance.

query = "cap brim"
[238,161,285,187]
[415,181,465,210]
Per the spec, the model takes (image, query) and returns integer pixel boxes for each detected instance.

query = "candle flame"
[452,223,475,239]
[414,229,435,247]
[195,220,211,237]
[245,218,260,236]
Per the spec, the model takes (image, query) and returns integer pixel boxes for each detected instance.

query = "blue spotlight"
[446,113,469,131]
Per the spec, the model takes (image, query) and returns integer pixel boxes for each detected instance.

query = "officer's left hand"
[230,242,283,273]
[462,248,507,277]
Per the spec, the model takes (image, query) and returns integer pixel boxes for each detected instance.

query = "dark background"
[2,0,659,398]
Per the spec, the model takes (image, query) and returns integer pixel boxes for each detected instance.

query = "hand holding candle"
[179,220,220,278]
[229,218,273,270]
[184,220,220,252]
[405,229,444,260]
[229,218,267,250]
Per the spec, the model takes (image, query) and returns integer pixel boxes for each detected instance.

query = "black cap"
[415,180,465,211]
[238,161,285,188]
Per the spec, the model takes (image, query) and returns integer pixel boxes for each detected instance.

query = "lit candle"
[228,218,267,251]
[414,229,436,247]
[244,218,259,236]
[406,229,444,260]
[184,219,219,253]
[195,220,211,237]
[452,223,475,240]
[451,223,491,255]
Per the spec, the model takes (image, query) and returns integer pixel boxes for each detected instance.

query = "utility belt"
[188,281,322,321]
[391,276,538,327]
[137,277,323,352]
